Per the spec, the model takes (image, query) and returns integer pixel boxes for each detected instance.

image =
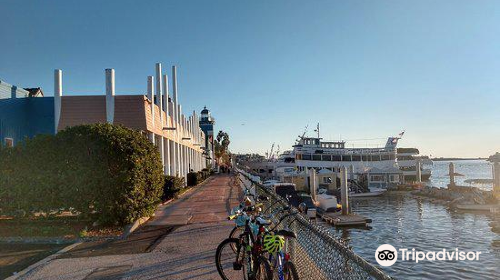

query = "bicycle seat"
[255,217,272,226]
[276,229,297,239]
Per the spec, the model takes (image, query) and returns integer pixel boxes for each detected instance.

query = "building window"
[390,175,400,182]
[370,175,385,182]
[302,154,311,160]
[312,154,321,161]
[352,155,361,161]
[332,155,341,161]
[322,155,332,161]
[4,138,14,147]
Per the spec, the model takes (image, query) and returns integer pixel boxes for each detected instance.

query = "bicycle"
[263,207,302,280]
[216,207,273,280]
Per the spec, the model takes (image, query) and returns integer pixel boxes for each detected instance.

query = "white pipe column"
[162,74,171,176]
[182,115,187,176]
[168,101,176,176]
[194,121,197,172]
[155,63,165,174]
[105,69,115,124]
[188,116,193,171]
[147,76,155,145]
[196,112,201,171]
[172,66,180,178]
[178,109,183,178]
[54,69,62,133]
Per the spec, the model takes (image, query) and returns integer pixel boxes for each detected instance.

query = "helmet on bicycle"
[262,232,285,253]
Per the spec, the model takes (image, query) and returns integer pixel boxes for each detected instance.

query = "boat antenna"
[314,123,320,139]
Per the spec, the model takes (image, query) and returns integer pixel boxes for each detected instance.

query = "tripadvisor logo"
[375,244,398,267]
[375,244,482,267]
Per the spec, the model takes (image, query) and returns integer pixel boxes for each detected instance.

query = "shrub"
[0,124,164,226]
[162,175,185,201]
[187,172,199,186]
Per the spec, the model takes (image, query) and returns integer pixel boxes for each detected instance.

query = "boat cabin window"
[342,155,352,161]
[397,155,415,160]
[371,155,381,161]
[323,177,333,184]
[297,153,396,162]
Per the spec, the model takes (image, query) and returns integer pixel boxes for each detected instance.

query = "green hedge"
[0,124,164,225]
[162,175,185,201]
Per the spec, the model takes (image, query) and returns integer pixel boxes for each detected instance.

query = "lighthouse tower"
[199,106,215,167]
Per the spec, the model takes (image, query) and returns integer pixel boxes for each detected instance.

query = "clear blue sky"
[1,0,499,157]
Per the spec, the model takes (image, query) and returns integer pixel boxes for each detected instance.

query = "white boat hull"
[350,188,387,198]
[316,194,339,212]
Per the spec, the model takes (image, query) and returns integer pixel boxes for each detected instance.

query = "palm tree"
[214,131,230,167]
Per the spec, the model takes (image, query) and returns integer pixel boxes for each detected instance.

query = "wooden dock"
[319,212,372,227]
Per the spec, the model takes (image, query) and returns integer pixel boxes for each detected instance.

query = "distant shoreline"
[431,157,487,161]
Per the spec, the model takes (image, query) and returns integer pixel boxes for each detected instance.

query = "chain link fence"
[237,171,393,280]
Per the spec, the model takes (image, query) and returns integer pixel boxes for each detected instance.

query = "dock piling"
[449,162,455,188]
[416,160,422,183]
[341,166,349,215]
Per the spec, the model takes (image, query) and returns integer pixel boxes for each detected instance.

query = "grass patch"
[0,218,122,239]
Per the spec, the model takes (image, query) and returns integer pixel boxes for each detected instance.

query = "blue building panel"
[0,97,55,146]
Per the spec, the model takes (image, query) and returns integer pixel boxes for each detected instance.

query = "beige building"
[54,64,207,181]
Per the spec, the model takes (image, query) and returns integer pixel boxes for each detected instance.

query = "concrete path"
[15,174,240,280]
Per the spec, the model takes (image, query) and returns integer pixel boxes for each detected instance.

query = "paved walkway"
[15,175,240,280]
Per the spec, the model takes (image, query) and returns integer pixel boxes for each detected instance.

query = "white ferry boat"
[397,148,433,182]
[292,129,404,188]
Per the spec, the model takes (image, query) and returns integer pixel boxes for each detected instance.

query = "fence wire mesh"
[237,171,393,280]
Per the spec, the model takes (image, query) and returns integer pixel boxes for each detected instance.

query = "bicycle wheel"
[216,238,245,280]
[283,261,299,280]
[254,256,273,280]
[229,227,243,252]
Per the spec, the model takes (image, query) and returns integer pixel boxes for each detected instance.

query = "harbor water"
[331,160,500,280]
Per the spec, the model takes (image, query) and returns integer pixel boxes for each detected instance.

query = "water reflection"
[329,193,500,280]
